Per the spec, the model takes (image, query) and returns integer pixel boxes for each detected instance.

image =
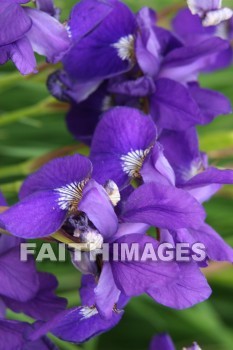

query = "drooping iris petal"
[79,180,118,239]
[63,0,136,80]
[91,107,157,186]
[149,334,175,350]
[148,262,211,309]
[94,262,120,319]
[24,8,70,63]
[189,224,233,262]
[121,183,206,230]
[3,272,67,321]
[160,37,230,82]
[0,246,39,301]
[68,0,115,42]
[30,307,123,344]
[110,234,178,296]
[20,154,92,199]
[182,167,233,202]
[188,82,232,124]
[5,37,37,75]
[0,2,32,46]
[0,191,67,238]
[149,78,202,131]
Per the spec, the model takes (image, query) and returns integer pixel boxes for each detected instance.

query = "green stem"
[0,96,57,127]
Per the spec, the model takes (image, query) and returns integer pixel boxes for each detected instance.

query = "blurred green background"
[1,1,233,349]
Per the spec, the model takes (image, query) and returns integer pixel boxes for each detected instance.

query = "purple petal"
[160,37,229,82]
[90,107,157,186]
[3,272,67,321]
[0,2,32,46]
[25,8,70,63]
[20,154,92,199]
[159,128,200,186]
[79,180,118,239]
[112,222,149,241]
[0,234,22,256]
[172,9,215,44]
[148,262,211,309]
[189,224,233,262]
[121,183,206,230]
[68,0,114,42]
[111,234,178,296]
[80,273,129,310]
[94,262,120,319]
[150,334,175,350]
[80,275,96,306]
[63,1,136,80]
[135,8,161,76]
[6,37,37,75]
[150,78,202,130]
[188,82,232,124]
[30,307,123,343]
[0,191,67,238]
[183,167,233,202]
[140,143,175,186]
[0,246,39,301]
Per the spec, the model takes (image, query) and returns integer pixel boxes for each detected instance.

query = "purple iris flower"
[149,333,201,350]
[0,0,70,75]
[63,0,137,81]
[47,2,231,143]
[187,0,233,27]
[0,152,211,339]
[90,106,214,199]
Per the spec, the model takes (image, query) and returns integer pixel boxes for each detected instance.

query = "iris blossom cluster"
[0,0,70,74]
[0,0,233,347]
